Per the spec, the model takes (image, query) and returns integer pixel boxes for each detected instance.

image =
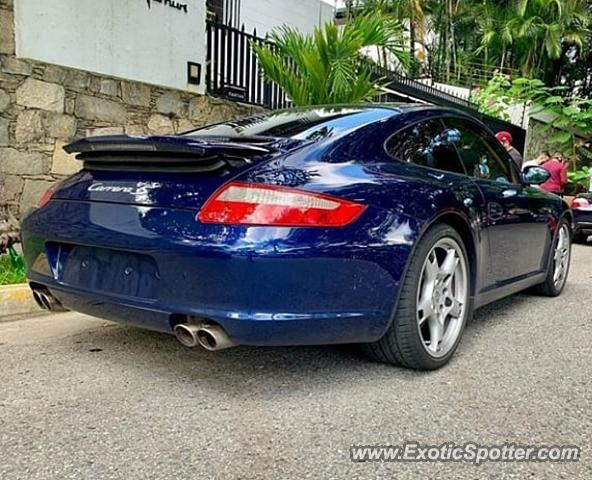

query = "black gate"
[205,21,526,152]
[206,21,291,109]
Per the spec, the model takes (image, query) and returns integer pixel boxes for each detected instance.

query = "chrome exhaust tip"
[196,324,236,351]
[32,290,46,310]
[173,323,201,348]
[31,289,68,312]
[173,321,237,351]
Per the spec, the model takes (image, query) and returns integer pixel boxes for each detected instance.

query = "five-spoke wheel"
[535,219,572,297]
[553,223,570,291]
[365,224,471,370]
[365,219,572,370]
[416,238,468,358]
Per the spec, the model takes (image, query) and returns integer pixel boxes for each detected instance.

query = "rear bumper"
[574,209,592,234]
[26,279,390,345]
[575,221,592,235]
[22,200,414,346]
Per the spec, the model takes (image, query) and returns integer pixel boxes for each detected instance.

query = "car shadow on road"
[66,291,538,395]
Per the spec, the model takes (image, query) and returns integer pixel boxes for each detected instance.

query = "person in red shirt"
[540,152,568,194]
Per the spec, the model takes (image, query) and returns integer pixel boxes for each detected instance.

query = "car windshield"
[183,107,396,142]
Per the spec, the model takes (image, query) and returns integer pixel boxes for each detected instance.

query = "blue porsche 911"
[21,104,573,370]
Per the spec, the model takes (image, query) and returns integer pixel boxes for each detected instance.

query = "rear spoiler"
[64,135,274,172]
[64,135,273,156]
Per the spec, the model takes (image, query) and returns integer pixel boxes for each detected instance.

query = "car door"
[443,117,549,286]
[385,118,491,291]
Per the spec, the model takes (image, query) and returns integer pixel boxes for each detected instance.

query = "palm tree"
[425,0,480,82]
[475,1,516,70]
[474,0,590,78]
[389,1,427,75]
[355,0,427,75]
[513,0,589,76]
[252,14,410,105]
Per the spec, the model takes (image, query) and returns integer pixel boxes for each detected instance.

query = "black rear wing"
[64,135,274,172]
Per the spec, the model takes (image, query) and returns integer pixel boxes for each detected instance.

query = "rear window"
[183,107,394,141]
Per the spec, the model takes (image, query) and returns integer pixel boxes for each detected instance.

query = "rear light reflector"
[38,183,60,208]
[572,197,590,209]
[197,182,366,227]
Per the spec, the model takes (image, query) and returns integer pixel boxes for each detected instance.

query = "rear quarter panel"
[238,115,488,298]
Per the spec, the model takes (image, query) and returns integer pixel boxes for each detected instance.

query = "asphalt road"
[1,246,591,480]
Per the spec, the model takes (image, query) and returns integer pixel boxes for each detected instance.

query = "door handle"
[427,172,445,181]
[501,188,519,198]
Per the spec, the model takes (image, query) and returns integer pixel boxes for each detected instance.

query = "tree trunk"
[409,12,416,78]
[434,11,442,80]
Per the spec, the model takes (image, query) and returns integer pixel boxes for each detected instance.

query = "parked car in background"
[572,194,592,244]
[20,105,573,370]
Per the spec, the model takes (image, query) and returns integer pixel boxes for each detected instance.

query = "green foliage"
[530,93,592,192]
[534,96,592,171]
[354,0,591,87]
[476,0,590,78]
[252,14,410,105]
[472,74,548,121]
[567,166,591,192]
[474,72,592,192]
[0,247,26,286]
[472,74,513,120]
[507,77,548,102]
[354,0,426,73]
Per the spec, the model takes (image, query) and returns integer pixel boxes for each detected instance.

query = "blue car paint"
[20,105,572,346]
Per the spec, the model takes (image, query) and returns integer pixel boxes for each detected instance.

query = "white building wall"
[239,0,335,36]
[14,0,207,93]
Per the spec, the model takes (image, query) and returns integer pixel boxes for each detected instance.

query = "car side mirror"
[522,166,550,185]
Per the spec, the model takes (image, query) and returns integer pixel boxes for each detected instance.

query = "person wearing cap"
[495,131,523,169]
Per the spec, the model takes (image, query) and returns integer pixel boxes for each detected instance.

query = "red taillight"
[197,182,366,227]
[572,197,590,209]
[38,184,58,208]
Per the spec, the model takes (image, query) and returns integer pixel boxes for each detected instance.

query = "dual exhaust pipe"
[173,322,236,351]
[31,288,67,312]
[32,288,232,351]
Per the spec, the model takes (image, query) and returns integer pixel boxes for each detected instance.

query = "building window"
[206,0,224,23]
[207,0,241,29]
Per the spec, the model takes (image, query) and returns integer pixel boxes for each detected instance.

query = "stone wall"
[0,0,262,220]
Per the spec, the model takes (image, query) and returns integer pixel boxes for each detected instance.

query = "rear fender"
[377,208,478,337]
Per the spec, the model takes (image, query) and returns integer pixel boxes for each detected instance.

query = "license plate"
[59,246,160,299]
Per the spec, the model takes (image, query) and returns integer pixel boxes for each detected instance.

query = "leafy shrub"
[0,247,27,285]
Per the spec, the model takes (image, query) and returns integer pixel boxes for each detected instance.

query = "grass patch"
[0,247,27,285]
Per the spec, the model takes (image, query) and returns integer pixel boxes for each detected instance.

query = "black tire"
[364,224,472,370]
[535,219,572,297]
[572,231,588,244]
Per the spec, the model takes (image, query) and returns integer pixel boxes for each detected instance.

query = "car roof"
[272,103,481,128]
[284,102,454,115]
[185,103,474,141]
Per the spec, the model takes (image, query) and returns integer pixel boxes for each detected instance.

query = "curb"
[0,283,41,319]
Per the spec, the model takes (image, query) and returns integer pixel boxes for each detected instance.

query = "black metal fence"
[206,21,291,109]
[205,21,478,113]
[205,21,525,151]
[367,63,476,111]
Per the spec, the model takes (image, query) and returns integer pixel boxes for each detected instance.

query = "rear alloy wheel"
[416,238,468,359]
[536,220,571,296]
[365,224,471,370]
